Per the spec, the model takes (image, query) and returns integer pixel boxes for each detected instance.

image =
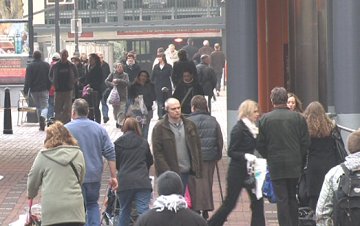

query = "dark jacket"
[188,111,223,161]
[210,50,226,74]
[128,81,156,111]
[105,72,129,100]
[152,115,202,178]
[24,59,51,94]
[171,60,197,87]
[306,135,338,197]
[196,62,217,96]
[101,61,111,92]
[135,208,207,226]
[257,107,310,180]
[172,80,204,115]
[85,64,103,92]
[114,131,153,192]
[181,44,198,60]
[124,63,141,83]
[49,60,78,92]
[151,63,173,98]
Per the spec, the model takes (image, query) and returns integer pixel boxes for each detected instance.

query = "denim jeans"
[101,96,109,119]
[30,90,49,119]
[47,95,55,119]
[82,182,101,226]
[117,189,151,226]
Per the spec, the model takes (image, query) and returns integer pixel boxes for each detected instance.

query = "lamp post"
[28,0,34,57]
[73,0,79,57]
[55,0,60,52]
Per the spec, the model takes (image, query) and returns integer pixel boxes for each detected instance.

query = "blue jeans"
[101,96,109,119]
[30,90,49,119]
[47,95,54,119]
[117,189,151,226]
[82,182,101,226]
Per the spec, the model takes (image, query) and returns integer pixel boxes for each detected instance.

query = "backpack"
[333,163,360,226]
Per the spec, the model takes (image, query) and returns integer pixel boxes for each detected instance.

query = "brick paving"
[0,90,279,226]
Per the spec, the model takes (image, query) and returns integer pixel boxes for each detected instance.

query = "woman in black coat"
[151,53,172,119]
[303,101,338,210]
[207,100,265,226]
[128,70,156,139]
[84,53,103,123]
[114,117,153,226]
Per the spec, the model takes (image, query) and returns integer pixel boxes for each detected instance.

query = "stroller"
[101,188,120,226]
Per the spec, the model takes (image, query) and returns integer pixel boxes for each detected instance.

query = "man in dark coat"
[257,87,310,226]
[181,38,198,61]
[196,54,217,112]
[24,50,51,130]
[152,98,202,192]
[124,53,141,83]
[99,53,111,123]
[135,171,207,226]
[210,43,226,96]
[172,49,197,88]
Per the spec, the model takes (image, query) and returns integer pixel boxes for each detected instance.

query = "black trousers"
[272,178,299,226]
[208,164,265,226]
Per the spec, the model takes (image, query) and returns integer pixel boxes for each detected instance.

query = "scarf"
[242,117,258,138]
[152,194,188,213]
[344,151,360,171]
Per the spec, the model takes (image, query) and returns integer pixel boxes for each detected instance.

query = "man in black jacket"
[24,50,51,130]
[257,87,310,226]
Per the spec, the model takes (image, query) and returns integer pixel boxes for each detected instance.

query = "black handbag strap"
[69,161,81,184]
[181,87,193,107]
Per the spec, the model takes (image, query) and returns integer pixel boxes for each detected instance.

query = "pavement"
[0,89,279,226]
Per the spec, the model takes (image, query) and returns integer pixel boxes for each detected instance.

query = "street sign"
[71,19,82,34]
[46,0,74,5]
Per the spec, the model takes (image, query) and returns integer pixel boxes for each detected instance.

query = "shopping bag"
[24,199,41,226]
[253,158,267,199]
[108,86,120,105]
[262,169,277,203]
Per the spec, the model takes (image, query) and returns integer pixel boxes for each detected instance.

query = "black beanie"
[157,171,183,196]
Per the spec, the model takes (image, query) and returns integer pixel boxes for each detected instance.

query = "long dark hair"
[134,70,151,85]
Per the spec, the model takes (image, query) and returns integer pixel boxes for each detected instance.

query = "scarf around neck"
[242,117,258,138]
[152,194,187,213]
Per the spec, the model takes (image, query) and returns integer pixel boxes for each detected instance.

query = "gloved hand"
[244,153,257,162]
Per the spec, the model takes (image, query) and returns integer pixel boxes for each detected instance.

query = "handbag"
[108,86,120,105]
[82,84,91,97]
[331,126,348,163]
[25,199,41,226]
[297,167,310,207]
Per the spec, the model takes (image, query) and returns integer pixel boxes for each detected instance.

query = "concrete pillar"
[226,0,258,136]
[332,0,360,129]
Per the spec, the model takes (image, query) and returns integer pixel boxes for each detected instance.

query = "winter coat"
[27,145,86,226]
[124,62,141,83]
[49,60,79,92]
[151,63,173,98]
[172,80,204,115]
[24,59,51,94]
[135,208,207,226]
[114,131,153,192]
[196,62,217,96]
[172,60,197,87]
[105,71,129,101]
[152,115,202,178]
[210,50,226,74]
[128,81,156,111]
[257,106,310,180]
[85,64,103,92]
[187,111,223,161]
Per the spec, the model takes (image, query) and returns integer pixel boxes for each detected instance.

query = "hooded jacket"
[27,145,86,226]
[114,131,153,192]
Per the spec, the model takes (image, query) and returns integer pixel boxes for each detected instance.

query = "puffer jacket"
[316,152,360,226]
[187,111,223,161]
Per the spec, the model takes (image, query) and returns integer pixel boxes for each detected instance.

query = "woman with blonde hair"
[208,99,265,226]
[303,101,338,210]
[27,121,86,226]
[114,117,153,226]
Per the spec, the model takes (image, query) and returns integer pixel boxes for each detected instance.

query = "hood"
[41,145,80,166]
[344,151,360,171]
[115,131,144,149]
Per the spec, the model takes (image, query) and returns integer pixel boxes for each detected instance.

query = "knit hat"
[157,171,183,196]
[52,52,60,60]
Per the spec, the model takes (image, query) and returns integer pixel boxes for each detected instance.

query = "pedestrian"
[47,52,60,120]
[164,43,179,66]
[210,43,226,96]
[27,121,85,226]
[287,92,303,112]
[124,53,141,83]
[99,53,111,124]
[196,54,217,112]
[151,53,172,119]
[171,49,197,89]
[71,56,86,99]
[257,87,310,226]
[128,70,156,139]
[172,69,204,115]
[151,97,202,192]
[208,99,265,226]
[65,98,118,226]
[303,101,339,210]
[134,171,207,226]
[316,129,360,225]
[187,95,223,220]
[48,49,79,124]
[24,50,51,130]
[114,117,154,226]
[192,40,214,64]
[181,38,198,61]
[84,53,103,123]
[105,62,129,128]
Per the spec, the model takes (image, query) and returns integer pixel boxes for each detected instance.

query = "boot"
[39,116,46,131]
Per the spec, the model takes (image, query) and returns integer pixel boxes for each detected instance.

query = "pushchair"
[101,188,120,226]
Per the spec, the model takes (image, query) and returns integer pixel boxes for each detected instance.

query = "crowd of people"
[24,39,356,226]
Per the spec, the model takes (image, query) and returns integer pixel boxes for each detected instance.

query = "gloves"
[244,153,257,162]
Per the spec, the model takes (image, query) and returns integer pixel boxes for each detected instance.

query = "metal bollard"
[3,87,13,134]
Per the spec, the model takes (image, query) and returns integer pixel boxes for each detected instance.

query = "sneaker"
[39,116,46,131]
[103,117,110,123]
